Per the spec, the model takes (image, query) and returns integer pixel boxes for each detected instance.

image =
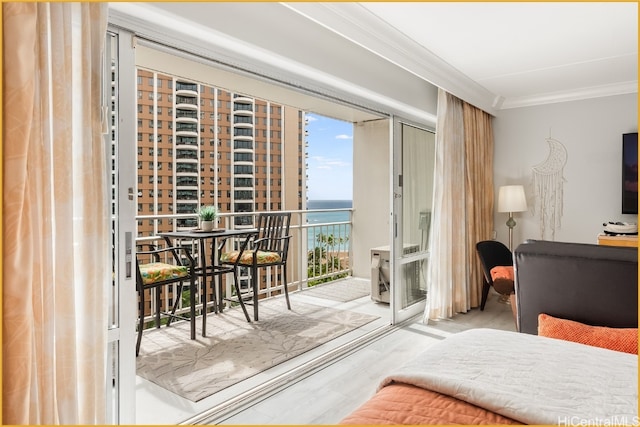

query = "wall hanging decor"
[532,136,567,240]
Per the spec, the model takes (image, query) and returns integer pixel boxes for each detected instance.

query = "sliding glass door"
[106,27,138,424]
[391,118,436,323]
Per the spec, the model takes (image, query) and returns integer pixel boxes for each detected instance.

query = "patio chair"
[221,212,292,322]
[135,244,197,356]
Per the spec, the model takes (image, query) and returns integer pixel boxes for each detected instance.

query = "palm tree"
[308,233,349,286]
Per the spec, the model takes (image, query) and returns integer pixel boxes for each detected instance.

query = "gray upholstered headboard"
[514,239,638,335]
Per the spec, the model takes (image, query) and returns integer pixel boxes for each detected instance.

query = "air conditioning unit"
[370,244,419,303]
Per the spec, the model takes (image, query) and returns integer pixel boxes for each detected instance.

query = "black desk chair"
[135,244,196,356]
[476,240,514,310]
[221,212,292,322]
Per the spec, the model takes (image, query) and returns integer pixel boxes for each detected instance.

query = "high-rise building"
[135,68,305,237]
[134,68,306,319]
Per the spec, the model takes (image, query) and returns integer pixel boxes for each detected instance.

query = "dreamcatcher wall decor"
[531,135,568,240]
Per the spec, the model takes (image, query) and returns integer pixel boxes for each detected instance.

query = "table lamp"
[497,185,528,251]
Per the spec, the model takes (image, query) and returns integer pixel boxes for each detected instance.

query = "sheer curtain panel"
[3,3,109,424]
[424,89,494,321]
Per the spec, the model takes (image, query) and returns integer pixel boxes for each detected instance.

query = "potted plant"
[198,205,218,231]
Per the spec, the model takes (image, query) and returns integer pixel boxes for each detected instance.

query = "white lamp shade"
[498,185,527,213]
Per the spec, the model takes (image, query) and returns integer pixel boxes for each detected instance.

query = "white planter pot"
[200,220,214,231]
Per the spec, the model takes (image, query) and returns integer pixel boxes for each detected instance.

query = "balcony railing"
[135,208,353,326]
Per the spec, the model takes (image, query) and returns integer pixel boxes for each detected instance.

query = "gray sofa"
[513,239,638,335]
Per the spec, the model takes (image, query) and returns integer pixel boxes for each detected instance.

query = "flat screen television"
[622,132,638,214]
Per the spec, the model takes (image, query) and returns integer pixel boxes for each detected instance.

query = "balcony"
[136,207,357,323]
[134,207,393,424]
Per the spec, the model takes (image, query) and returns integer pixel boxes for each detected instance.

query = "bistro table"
[159,228,257,336]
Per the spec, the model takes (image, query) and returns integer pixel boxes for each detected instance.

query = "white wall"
[352,119,391,278]
[493,93,638,247]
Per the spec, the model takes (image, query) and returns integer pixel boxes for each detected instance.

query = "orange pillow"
[538,313,638,354]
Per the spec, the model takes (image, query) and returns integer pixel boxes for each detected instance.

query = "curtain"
[463,102,495,309]
[3,3,109,424]
[424,89,494,320]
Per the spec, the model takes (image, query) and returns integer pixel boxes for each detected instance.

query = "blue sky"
[305,113,353,201]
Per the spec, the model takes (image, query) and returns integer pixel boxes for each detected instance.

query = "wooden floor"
[217,291,515,425]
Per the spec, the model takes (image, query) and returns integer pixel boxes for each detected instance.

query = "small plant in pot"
[198,205,218,231]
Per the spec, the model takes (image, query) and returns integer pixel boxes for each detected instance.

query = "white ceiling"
[357,2,638,109]
[114,2,637,113]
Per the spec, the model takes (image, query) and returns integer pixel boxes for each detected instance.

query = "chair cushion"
[139,262,189,285]
[221,250,281,265]
[490,265,514,282]
[489,266,515,295]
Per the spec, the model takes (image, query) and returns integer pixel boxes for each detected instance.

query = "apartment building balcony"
[175,164,199,175]
[176,109,198,120]
[233,120,253,129]
[175,96,198,109]
[175,116,198,124]
[175,176,198,188]
[175,149,198,161]
[233,105,254,114]
[175,122,198,135]
[232,132,253,140]
[175,81,198,94]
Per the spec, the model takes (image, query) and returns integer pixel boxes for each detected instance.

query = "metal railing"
[135,208,353,326]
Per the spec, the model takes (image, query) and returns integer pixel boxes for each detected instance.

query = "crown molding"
[501,81,638,109]
[282,2,498,116]
[283,3,638,114]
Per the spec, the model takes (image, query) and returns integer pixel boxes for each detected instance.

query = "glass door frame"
[390,116,434,324]
[107,26,138,425]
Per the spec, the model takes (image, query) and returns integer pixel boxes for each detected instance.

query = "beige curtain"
[463,101,495,309]
[3,3,109,424]
[424,88,494,320]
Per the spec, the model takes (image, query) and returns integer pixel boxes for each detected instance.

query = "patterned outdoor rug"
[301,278,371,302]
[136,298,378,402]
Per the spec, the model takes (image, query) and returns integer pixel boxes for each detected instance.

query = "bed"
[340,240,638,425]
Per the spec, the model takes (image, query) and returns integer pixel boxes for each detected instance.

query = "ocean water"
[306,200,352,251]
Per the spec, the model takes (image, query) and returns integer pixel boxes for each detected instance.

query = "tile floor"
[217,291,515,425]
[135,279,514,425]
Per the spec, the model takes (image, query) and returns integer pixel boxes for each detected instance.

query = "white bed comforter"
[380,328,638,425]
